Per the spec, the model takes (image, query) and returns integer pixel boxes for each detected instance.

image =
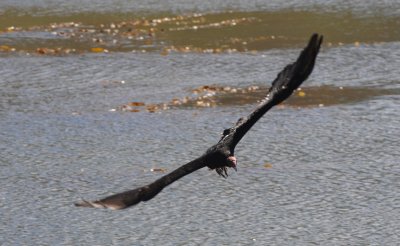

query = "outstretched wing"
[75,33,323,210]
[220,34,323,152]
[75,157,205,209]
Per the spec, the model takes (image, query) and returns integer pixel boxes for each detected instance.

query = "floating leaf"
[298,91,306,97]
[170,98,181,105]
[91,47,105,53]
[146,104,159,113]
[0,45,13,52]
[36,48,56,55]
[150,168,167,172]
[128,102,145,107]
[36,48,46,54]
[263,163,273,169]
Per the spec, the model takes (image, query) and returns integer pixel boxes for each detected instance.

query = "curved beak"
[228,156,237,171]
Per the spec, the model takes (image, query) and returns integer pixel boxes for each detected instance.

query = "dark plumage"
[75,34,323,210]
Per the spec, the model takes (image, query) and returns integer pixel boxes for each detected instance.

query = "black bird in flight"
[75,33,323,210]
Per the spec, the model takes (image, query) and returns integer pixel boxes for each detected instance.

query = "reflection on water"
[1,1,400,245]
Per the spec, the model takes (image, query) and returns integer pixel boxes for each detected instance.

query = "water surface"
[1,1,399,245]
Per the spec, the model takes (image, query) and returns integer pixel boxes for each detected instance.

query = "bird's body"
[75,34,323,210]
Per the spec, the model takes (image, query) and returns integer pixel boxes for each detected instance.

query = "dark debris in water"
[116,85,398,113]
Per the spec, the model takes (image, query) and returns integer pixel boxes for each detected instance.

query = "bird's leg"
[216,166,228,178]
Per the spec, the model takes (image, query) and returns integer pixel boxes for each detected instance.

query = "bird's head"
[227,155,237,170]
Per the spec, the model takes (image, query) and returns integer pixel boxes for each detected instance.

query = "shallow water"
[1,1,400,245]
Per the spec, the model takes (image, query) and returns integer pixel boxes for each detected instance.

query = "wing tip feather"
[74,199,126,210]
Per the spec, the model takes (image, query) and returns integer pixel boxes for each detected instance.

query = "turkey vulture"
[75,33,323,210]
